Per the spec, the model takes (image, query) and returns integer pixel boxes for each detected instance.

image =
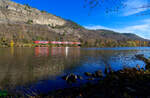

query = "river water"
[0,47,149,95]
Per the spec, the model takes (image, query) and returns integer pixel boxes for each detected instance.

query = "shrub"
[41,10,47,13]
[24,4,31,9]
[26,19,33,24]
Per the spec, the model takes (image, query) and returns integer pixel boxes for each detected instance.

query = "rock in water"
[95,70,103,78]
[62,73,78,83]
[84,72,92,77]
[77,75,83,80]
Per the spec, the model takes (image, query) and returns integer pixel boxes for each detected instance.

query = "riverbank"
[43,67,150,97]
[40,54,150,97]
[0,44,80,48]
[0,41,150,48]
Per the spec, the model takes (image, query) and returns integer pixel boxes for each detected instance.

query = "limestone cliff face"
[0,0,66,26]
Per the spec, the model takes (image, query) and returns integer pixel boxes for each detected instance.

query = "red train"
[34,41,81,45]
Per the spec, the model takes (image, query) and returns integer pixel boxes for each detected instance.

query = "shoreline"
[5,66,149,97]
[0,44,150,48]
[42,67,150,97]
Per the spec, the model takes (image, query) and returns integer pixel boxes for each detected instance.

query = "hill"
[0,0,149,47]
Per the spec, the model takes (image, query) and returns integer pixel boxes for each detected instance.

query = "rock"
[95,70,103,78]
[113,75,119,80]
[62,73,78,83]
[135,54,144,57]
[125,87,136,93]
[77,75,83,80]
[84,72,92,77]
[88,78,95,80]
[92,73,97,78]
[62,75,67,80]
[0,0,66,26]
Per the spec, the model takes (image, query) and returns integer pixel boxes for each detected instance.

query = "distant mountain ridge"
[94,29,148,41]
[0,0,149,47]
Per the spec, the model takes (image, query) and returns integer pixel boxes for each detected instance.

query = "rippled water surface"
[0,47,150,95]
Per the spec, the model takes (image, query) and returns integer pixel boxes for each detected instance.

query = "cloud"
[122,0,149,16]
[84,25,112,30]
[117,24,150,39]
[84,19,150,39]
[142,19,150,23]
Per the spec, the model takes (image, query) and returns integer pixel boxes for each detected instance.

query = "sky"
[12,0,150,39]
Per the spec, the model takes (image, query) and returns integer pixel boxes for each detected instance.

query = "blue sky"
[12,0,150,39]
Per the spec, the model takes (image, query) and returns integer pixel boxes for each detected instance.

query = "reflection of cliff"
[0,47,81,89]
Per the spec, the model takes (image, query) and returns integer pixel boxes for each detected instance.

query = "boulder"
[95,70,103,78]
[62,73,78,83]
[84,72,92,77]
[88,78,95,80]
[77,75,83,80]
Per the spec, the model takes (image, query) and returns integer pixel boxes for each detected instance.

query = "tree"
[26,19,33,24]
[84,0,150,15]
[10,40,14,47]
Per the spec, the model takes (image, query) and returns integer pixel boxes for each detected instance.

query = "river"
[0,47,149,95]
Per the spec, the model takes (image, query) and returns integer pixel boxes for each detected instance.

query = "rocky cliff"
[0,0,66,26]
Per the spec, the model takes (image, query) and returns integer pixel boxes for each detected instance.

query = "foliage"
[82,39,150,47]
[10,40,14,47]
[66,20,84,29]
[48,24,51,27]
[26,19,33,24]
[24,4,31,9]
[0,37,9,47]
[41,10,47,13]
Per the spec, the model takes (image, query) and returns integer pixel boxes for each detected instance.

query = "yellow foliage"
[10,40,14,47]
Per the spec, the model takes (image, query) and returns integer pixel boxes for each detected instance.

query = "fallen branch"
[135,54,150,69]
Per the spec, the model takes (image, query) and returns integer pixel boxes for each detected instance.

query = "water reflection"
[51,47,66,56]
[79,49,141,72]
[10,47,14,56]
[0,47,81,90]
[34,47,80,58]
[35,47,49,57]
[51,47,80,58]
[0,47,149,93]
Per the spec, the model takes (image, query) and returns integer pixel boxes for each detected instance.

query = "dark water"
[0,47,150,95]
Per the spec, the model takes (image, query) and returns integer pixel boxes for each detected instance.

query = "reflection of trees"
[0,47,81,89]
